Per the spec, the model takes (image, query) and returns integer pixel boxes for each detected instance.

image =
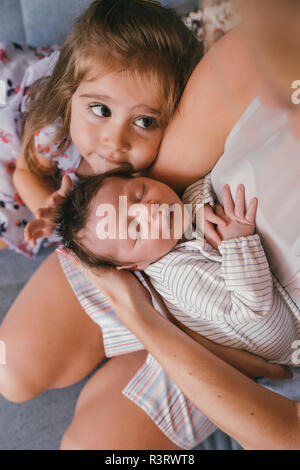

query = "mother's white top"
[211,96,300,307]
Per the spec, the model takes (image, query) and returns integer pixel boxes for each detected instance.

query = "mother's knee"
[60,423,86,450]
[0,327,46,403]
[0,361,41,403]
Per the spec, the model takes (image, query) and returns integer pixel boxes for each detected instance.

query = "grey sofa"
[0,0,200,46]
[0,0,241,450]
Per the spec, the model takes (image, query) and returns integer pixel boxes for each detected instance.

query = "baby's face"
[81,176,190,270]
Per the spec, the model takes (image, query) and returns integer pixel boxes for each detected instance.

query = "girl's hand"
[215,184,258,242]
[25,175,72,247]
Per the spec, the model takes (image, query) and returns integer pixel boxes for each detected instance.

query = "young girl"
[0,42,60,255]
[0,0,202,256]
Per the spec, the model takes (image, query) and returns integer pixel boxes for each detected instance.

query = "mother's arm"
[87,267,300,450]
[74,263,300,450]
[126,298,300,450]
[147,26,261,193]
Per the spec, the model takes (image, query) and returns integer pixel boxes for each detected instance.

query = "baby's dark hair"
[54,167,134,270]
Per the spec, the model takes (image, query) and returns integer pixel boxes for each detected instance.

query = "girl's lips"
[98,154,128,165]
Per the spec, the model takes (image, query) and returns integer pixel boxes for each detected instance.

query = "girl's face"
[70,71,163,174]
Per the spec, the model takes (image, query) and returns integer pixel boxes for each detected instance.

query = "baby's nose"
[146,200,162,219]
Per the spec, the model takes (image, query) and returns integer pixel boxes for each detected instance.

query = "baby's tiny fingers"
[234,184,246,218]
[206,210,226,228]
[203,220,223,249]
[214,203,227,226]
[245,197,258,224]
[222,184,234,217]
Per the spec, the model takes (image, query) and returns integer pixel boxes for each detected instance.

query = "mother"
[0,0,299,450]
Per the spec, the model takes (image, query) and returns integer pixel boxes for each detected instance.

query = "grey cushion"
[0,0,26,44]
[0,0,200,47]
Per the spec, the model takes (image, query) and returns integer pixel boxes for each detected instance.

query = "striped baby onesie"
[145,175,300,365]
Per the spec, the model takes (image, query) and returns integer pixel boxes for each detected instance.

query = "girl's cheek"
[138,137,161,168]
[133,151,157,171]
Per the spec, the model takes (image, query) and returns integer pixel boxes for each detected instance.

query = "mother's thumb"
[264,364,293,381]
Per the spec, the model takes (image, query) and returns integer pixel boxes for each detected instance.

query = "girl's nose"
[101,120,131,154]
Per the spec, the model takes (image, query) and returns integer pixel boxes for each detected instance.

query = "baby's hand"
[25,175,72,247]
[215,184,258,242]
[202,204,227,249]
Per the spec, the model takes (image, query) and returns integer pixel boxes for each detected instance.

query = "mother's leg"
[61,351,182,450]
[0,251,105,403]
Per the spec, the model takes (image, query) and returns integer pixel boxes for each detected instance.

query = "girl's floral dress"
[0,42,81,256]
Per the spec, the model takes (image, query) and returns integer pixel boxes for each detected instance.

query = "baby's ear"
[116,262,150,271]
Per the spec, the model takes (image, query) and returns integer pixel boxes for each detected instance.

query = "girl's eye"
[89,104,111,118]
[135,116,159,130]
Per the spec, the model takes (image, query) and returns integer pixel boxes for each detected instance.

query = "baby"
[54,169,300,366]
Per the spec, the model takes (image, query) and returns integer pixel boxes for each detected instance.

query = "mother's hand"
[56,248,153,319]
[57,249,292,382]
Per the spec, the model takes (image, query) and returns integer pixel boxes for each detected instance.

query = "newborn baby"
[54,169,191,271]
[54,169,300,366]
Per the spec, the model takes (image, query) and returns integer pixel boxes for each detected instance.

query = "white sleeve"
[218,234,274,317]
[181,173,215,208]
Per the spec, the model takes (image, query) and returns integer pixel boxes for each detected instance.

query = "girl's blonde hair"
[21,0,203,182]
